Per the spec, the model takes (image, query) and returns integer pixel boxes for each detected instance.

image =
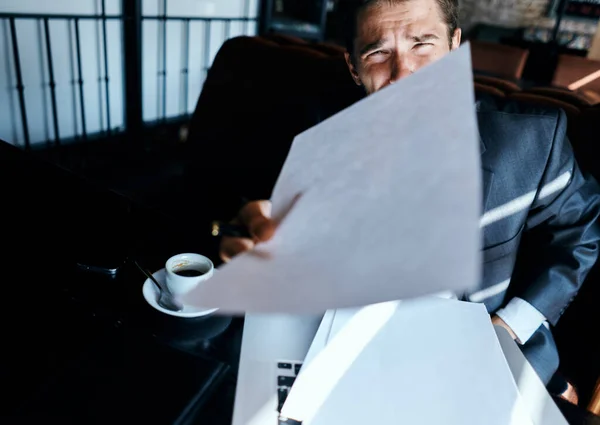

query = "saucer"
[142,268,218,318]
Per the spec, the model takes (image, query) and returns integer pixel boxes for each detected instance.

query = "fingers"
[239,200,276,242]
[220,236,255,263]
[219,200,276,263]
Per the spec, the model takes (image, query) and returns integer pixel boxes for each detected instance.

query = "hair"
[339,0,460,56]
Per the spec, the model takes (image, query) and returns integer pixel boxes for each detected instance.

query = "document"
[494,327,569,425]
[280,298,535,425]
[184,43,482,314]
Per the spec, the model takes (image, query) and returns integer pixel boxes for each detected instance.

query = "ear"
[344,52,363,86]
[451,28,462,51]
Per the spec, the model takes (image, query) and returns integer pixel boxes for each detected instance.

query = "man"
[220,0,600,395]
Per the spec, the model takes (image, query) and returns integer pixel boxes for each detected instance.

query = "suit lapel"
[481,165,494,215]
[478,108,494,214]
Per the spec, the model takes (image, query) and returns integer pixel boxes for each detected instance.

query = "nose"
[390,54,414,83]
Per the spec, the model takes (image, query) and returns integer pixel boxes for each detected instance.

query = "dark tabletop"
[1,140,598,425]
[0,140,242,425]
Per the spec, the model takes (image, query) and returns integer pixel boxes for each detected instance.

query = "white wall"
[141,0,259,122]
[0,0,123,146]
[0,0,258,147]
[0,0,121,14]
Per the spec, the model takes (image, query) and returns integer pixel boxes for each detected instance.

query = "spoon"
[133,260,183,312]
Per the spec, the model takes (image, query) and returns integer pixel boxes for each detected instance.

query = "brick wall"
[460,0,597,35]
[461,0,550,29]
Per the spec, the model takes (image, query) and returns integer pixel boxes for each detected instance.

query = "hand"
[219,200,277,263]
[491,315,518,342]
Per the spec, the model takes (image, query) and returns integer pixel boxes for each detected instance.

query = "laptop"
[231,314,323,425]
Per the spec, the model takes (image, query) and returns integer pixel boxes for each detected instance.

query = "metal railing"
[144,9,256,123]
[0,0,257,150]
[2,10,121,149]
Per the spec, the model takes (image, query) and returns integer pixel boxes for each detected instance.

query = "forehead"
[355,0,445,43]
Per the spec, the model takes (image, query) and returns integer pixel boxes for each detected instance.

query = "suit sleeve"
[517,110,600,326]
[495,297,547,344]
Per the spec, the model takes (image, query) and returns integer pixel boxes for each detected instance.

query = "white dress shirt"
[495,297,547,344]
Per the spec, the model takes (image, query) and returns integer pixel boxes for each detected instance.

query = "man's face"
[345,0,461,94]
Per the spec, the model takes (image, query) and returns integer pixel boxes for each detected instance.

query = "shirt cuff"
[495,297,547,344]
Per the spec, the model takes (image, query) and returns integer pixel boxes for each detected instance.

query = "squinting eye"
[368,50,384,57]
[414,43,433,49]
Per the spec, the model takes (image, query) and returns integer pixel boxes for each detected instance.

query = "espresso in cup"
[165,253,214,297]
[174,268,205,277]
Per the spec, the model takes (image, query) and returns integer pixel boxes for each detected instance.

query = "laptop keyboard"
[276,360,303,424]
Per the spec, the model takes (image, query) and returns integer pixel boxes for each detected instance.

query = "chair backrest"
[474,82,506,98]
[506,93,581,121]
[579,89,600,105]
[474,75,522,94]
[523,87,599,107]
[552,54,600,95]
[185,36,363,204]
[306,41,346,57]
[262,33,309,45]
[470,40,529,80]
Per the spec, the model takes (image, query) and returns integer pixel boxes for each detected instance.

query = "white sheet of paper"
[280,298,534,425]
[184,43,482,314]
[494,327,568,425]
[301,293,457,370]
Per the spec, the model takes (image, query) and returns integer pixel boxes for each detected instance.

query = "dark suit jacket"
[467,94,600,382]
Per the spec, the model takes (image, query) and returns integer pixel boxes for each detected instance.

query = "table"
[0,140,241,424]
[1,139,598,424]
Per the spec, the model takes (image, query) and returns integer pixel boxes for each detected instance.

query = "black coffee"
[174,268,205,277]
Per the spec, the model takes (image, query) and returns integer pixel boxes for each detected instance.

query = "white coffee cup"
[165,253,214,297]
